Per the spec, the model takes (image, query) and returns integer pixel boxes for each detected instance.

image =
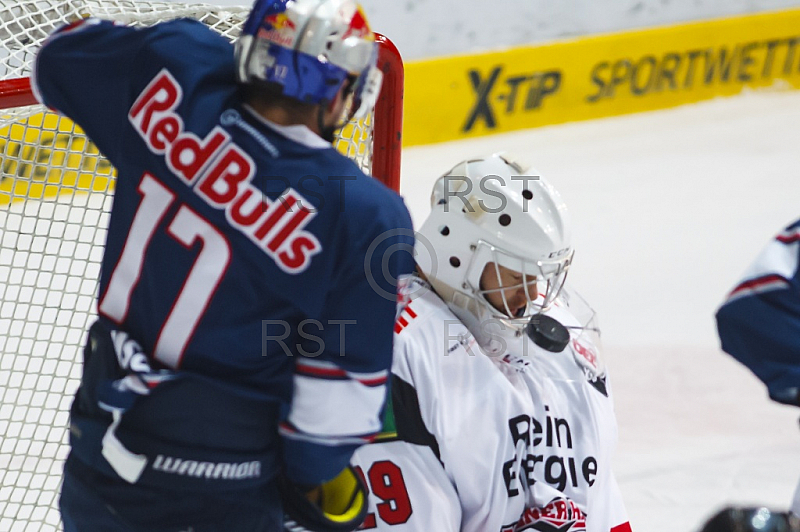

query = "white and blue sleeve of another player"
[279,197,416,486]
[716,219,800,405]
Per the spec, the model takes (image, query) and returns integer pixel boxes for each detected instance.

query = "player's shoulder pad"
[299,150,412,241]
[327,157,412,234]
[144,17,219,37]
[393,281,479,380]
[395,278,464,339]
[50,17,107,37]
[774,219,800,245]
[783,217,800,233]
[40,18,118,54]
[140,18,232,57]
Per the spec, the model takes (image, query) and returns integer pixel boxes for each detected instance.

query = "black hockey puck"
[526,314,570,353]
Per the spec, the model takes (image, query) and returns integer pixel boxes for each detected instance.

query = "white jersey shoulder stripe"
[287,373,385,439]
[295,358,388,386]
[279,422,375,446]
[727,274,791,303]
[725,233,799,304]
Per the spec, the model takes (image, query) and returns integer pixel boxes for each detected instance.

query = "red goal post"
[0,3,403,530]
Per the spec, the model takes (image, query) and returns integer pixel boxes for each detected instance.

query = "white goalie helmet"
[415,153,573,348]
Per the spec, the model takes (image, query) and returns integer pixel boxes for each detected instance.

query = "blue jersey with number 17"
[33,18,414,486]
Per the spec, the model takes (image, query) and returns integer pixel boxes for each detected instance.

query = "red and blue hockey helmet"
[236,0,382,121]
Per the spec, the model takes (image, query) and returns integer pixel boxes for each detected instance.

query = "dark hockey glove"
[281,465,368,532]
[700,506,800,532]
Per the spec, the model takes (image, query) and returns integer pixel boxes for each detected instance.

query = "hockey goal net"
[0,1,404,530]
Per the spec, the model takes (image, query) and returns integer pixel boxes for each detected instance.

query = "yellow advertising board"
[4,6,799,202]
[403,7,800,146]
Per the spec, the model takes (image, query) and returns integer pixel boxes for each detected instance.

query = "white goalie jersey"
[352,278,631,532]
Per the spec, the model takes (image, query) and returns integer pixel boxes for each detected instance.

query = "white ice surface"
[398,89,800,531]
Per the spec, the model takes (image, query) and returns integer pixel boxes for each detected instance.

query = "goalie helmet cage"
[0,2,404,530]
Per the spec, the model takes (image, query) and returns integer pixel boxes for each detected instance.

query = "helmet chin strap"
[452,301,513,356]
[317,104,337,143]
[317,99,354,143]
[428,276,515,356]
[318,77,359,143]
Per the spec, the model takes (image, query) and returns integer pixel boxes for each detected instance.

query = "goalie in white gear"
[351,154,631,532]
[416,154,572,353]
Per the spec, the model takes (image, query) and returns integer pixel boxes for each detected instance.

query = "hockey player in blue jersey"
[716,220,800,407]
[32,0,414,530]
[708,220,800,531]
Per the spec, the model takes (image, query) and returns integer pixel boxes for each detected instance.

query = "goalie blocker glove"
[281,465,368,532]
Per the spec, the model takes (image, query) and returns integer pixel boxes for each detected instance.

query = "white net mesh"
[0,1,384,530]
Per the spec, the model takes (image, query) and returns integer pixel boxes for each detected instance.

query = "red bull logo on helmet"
[343,6,373,40]
[266,12,296,31]
[259,11,297,47]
